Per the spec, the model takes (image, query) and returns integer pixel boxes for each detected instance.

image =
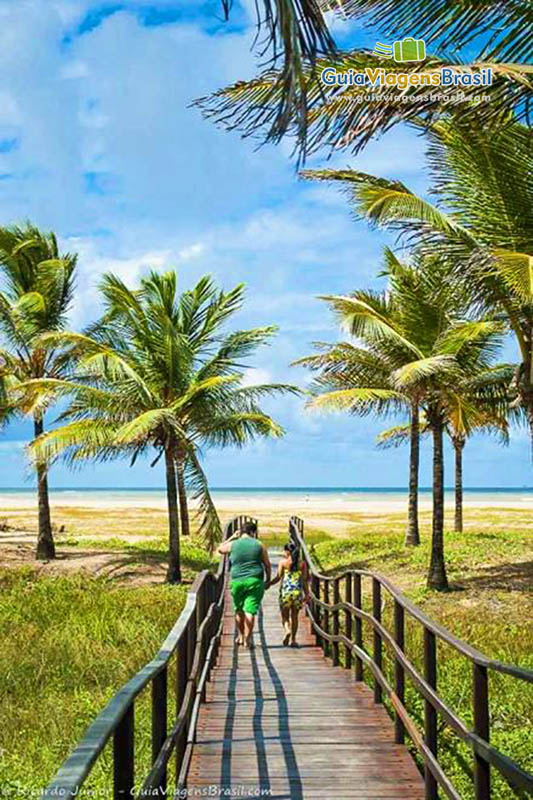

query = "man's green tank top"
[230,537,264,580]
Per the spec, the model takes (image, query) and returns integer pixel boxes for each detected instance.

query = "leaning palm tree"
[298,255,504,589]
[24,271,295,583]
[0,223,77,560]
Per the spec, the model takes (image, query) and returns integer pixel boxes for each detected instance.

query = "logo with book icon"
[373,38,426,62]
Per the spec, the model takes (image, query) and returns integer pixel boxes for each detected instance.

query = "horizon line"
[1,485,532,492]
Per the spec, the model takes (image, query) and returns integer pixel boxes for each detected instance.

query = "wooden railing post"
[176,630,187,713]
[312,575,321,648]
[424,628,438,800]
[323,580,330,658]
[344,573,353,671]
[151,668,167,791]
[473,663,490,800]
[187,615,195,677]
[332,578,340,667]
[394,600,405,744]
[354,573,363,681]
[113,704,134,799]
[175,626,188,779]
[372,578,382,704]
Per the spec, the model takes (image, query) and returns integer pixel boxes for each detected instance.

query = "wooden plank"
[187,551,425,799]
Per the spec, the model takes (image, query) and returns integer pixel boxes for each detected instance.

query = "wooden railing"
[289,515,533,800]
[43,515,257,800]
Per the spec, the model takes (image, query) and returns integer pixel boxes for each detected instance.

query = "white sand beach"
[1,488,533,513]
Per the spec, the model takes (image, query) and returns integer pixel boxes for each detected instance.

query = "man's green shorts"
[231,576,265,615]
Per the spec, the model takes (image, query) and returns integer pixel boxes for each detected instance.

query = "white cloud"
[0,1,525,489]
[240,368,273,386]
[177,243,205,261]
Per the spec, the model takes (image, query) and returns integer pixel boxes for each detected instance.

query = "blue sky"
[0,0,530,489]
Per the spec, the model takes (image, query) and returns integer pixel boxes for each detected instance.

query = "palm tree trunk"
[454,437,464,533]
[427,419,449,591]
[165,447,181,584]
[34,415,55,561]
[176,451,190,537]
[405,403,420,546]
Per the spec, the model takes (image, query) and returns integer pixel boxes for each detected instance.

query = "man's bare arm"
[267,561,283,589]
[261,545,272,585]
[217,534,238,555]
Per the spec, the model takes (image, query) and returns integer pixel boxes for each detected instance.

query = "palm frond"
[196,51,533,157]
[493,251,533,302]
[323,0,532,63]
[184,448,222,553]
[376,419,430,449]
[320,294,424,358]
[391,355,459,388]
[308,387,405,415]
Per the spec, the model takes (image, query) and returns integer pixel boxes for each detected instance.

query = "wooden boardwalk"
[188,556,424,799]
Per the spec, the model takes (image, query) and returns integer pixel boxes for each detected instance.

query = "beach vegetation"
[196,17,532,159]
[0,566,187,792]
[0,223,77,561]
[312,519,533,800]
[301,118,533,443]
[378,388,509,533]
[22,270,296,582]
[296,251,510,589]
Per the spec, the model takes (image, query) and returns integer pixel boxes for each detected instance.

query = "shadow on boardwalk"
[188,556,424,799]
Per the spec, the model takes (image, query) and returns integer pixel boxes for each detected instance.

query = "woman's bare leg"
[281,606,291,644]
[290,605,299,644]
[235,611,245,645]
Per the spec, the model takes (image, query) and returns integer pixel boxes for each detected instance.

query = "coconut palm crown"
[301,118,533,447]
[24,270,297,582]
[0,223,77,560]
[296,251,505,589]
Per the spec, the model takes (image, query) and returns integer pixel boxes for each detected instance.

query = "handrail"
[43,514,257,800]
[289,515,533,800]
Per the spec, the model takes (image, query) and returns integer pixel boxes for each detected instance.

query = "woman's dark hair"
[243,521,258,537]
[284,541,300,572]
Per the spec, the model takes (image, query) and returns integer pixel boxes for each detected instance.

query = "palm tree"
[378,367,511,533]
[294,268,422,545]
[300,118,533,445]
[298,255,504,589]
[25,271,295,583]
[0,223,77,560]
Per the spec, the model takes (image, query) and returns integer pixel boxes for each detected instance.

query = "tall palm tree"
[294,265,422,545]
[300,118,533,445]
[298,256,504,589]
[378,367,511,532]
[25,271,295,583]
[298,339,422,545]
[0,224,77,560]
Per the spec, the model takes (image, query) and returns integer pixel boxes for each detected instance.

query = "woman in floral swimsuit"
[269,541,309,647]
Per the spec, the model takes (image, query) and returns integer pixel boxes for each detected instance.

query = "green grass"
[259,527,334,547]
[58,534,217,574]
[1,512,531,796]
[312,522,533,800]
[0,568,189,794]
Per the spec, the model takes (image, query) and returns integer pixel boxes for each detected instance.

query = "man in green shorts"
[218,521,271,648]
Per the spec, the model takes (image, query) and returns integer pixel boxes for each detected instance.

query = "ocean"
[1,486,532,510]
